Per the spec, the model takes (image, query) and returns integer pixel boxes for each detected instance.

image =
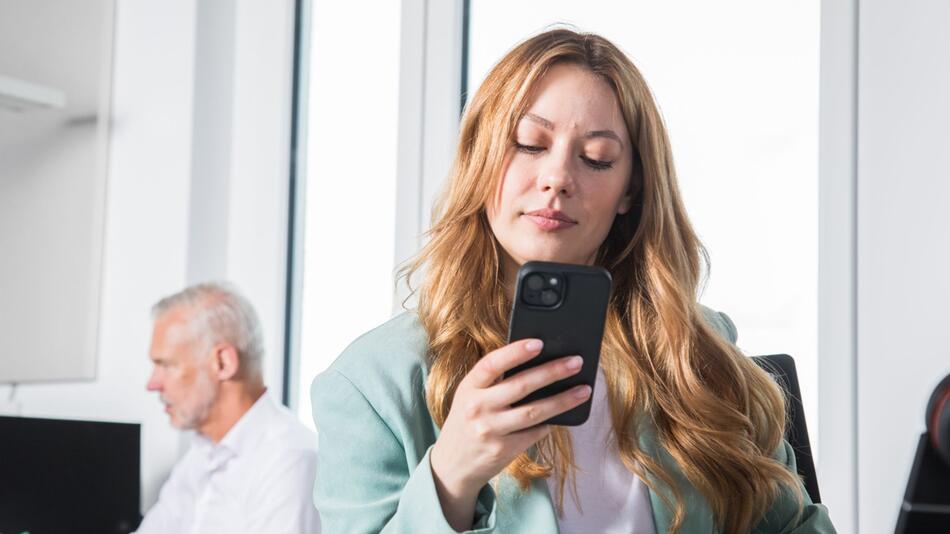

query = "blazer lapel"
[492,472,562,533]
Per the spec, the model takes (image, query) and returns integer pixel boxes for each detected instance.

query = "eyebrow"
[523,113,625,148]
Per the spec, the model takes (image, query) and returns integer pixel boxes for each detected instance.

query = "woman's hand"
[429,339,592,531]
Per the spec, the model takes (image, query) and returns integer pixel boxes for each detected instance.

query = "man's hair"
[151,282,264,380]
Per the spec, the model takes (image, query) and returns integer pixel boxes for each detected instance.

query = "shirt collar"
[191,389,276,460]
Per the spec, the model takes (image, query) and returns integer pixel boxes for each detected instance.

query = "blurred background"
[1,1,947,532]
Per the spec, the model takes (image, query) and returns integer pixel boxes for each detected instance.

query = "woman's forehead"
[520,64,627,136]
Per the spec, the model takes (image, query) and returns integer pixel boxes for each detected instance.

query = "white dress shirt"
[136,391,320,534]
[545,369,657,534]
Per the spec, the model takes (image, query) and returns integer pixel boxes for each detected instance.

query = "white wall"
[856,0,950,531]
[0,0,110,382]
[0,0,295,512]
[185,0,295,399]
[821,1,950,531]
[0,0,198,509]
[221,0,296,403]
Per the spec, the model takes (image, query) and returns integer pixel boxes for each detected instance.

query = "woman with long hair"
[311,28,835,533]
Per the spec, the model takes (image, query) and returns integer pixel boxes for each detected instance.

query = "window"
[292,1,403,427]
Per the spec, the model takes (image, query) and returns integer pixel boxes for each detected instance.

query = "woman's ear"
[617,191,633,215]
[617,178,641,215]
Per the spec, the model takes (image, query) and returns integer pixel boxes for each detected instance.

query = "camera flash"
[549,277,558,286]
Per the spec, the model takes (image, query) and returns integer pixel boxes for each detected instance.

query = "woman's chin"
[516,247,589,266]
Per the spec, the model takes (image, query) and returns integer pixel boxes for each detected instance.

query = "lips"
[523,208,577,231]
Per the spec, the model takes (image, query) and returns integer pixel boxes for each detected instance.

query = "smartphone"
[504,261,612,426]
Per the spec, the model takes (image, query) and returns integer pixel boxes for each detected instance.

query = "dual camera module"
[520,272,565,308]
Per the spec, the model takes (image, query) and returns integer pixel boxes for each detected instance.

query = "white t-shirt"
[545,369,657,534]
[135,391,321,534]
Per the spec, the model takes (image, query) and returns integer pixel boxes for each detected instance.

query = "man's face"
[146,307,218,430]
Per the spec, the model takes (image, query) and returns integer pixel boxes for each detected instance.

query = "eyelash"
[514,143,614,171]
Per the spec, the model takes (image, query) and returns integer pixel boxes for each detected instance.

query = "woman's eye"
[515,143,544,154]
[515,142,613,170]
[581,155,614,171]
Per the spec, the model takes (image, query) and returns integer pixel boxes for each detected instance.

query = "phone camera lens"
[526,274,544,291]
[540,289,558,305]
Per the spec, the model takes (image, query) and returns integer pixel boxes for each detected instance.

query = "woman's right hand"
[429,339,592,531]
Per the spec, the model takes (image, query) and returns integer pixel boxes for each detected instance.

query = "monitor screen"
[0,415,141,534]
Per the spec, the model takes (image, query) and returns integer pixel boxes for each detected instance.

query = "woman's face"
[487,63,634,274]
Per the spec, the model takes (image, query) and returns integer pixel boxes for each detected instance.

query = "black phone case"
[505,261,612,426]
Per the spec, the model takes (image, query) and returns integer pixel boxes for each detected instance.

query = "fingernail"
[566,356,583,370]
[573,385,592,399]
[525,339,543,352]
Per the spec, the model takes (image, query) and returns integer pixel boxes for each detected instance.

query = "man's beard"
[163,369,218,430]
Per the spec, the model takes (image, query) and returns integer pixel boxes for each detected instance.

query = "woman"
[312,29,835,533]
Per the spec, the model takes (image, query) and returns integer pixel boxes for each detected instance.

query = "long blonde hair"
[402,28,802,533]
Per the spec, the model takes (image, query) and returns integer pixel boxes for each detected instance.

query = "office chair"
[894,373,950,533]
[751,354,822,504]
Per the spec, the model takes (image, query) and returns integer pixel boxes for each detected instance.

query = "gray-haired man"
[136,282,320,533]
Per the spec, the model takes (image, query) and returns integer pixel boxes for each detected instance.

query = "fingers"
[506,423,554,452]
[491,384,592,435]
[484,355,584,408]
[465,339,544,389]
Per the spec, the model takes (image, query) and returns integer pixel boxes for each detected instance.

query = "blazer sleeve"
[698,305,739,344]
[752,440,838,533]
[311,369,497,533]
[717,311,738,344]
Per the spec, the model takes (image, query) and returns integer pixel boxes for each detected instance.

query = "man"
[136,282,320,533]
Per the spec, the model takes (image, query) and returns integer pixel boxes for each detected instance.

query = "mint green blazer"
[311,309,836,533]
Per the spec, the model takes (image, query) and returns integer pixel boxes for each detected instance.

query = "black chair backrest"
[751,354,821,504]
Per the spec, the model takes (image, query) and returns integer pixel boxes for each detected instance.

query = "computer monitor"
[0,415,141,534]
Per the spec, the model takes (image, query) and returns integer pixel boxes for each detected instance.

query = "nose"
[146,368,162,392]
[536,144,576,197]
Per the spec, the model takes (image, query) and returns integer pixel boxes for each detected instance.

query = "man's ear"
[211,343,240,381]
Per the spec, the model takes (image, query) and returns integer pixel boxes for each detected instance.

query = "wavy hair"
[401,28,802,533]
